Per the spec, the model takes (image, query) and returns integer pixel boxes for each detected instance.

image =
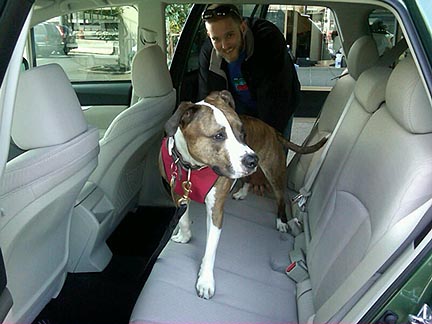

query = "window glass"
[267,5,343,88]
[33,6,138,82]
[165,4,193,66]
[182,4,341,89]
[368,9,398,55]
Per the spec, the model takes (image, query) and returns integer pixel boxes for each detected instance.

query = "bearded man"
[198,4,301,194]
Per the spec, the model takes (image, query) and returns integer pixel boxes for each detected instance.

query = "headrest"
[131,45,173,98]
[354,66,392,113]
[347,36,379,80]
[12,64,87,150]
[386,57,432,134]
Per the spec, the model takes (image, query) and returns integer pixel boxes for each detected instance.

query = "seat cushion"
[130,194,298,324]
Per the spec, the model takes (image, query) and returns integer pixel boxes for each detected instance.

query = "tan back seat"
[306,56,432,321]
[287,35,379,195]
[129,57,432,324]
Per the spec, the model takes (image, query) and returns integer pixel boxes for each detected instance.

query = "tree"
[165,4,192,60]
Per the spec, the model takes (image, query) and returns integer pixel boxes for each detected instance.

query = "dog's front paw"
[196,273,215,299]
[171,229,191,243]
[276,218,289,233]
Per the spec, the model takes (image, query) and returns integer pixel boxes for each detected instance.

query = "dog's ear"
[164,101,199,136]
[219,90,236,109]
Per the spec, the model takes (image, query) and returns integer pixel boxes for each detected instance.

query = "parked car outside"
[56,24,78,54]
[33,22,64,56]
[34,22,77,56]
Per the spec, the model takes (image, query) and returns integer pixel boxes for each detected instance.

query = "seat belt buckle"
[292,193,307,209]
[292,193,303,204]
[288,217,303,236]
[285,260,309,283]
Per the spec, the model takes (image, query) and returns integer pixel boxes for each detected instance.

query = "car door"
[0,249,12,322]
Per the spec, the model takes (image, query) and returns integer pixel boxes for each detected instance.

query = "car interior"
[0,0,432,324]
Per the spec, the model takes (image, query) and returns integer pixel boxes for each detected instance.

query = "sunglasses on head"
[201,5,242,20]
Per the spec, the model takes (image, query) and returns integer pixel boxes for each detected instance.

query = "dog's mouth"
[212,165,257,179]
[211,166,225,177]
[211,153,258,179]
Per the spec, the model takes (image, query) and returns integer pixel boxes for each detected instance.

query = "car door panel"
[0,249,12,322]
[73,82,132,106]
[298,89,330,117]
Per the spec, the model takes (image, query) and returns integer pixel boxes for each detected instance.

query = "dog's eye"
[240,127,246,141]
[213,132,226,141]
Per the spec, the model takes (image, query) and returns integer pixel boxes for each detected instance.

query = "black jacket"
[198,18,301,133]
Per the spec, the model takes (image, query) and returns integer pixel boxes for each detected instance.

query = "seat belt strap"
[316,197,432,322]
[293,92,355,210]
[377,38,408,67]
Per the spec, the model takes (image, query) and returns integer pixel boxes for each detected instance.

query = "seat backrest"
[0,64,99,323]
[294,63,392,322]
[309,57,432,320]
[287,35,379,192]
[305,65,392,237]
[88,44,176,234]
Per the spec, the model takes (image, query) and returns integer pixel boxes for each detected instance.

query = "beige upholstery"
[347,35,380,80]
[131,45,174,98]
[88,44,176,235]
[304,65,392,242]
[0,64,99,324]
[308,57,432,320]
[287,35,379,194]
[129,53,432,324]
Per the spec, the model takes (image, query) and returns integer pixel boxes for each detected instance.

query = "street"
[36,39,131,81]
[37,39,345,86]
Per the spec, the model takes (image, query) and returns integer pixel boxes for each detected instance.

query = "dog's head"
[165,90,258,179]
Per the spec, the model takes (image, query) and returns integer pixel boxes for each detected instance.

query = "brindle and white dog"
[160,90,326,299]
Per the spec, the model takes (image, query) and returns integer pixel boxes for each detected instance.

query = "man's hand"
[248,168,271,196]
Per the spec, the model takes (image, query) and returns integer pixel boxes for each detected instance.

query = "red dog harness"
[161,137,219,204]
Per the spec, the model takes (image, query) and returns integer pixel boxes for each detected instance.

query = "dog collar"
[161,137,219,204]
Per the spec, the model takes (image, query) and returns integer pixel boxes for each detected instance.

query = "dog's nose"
[242,153,258,170]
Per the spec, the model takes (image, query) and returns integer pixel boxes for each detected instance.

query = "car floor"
[33,206,175,324]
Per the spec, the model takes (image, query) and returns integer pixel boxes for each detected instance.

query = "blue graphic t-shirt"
[227,51,257,116]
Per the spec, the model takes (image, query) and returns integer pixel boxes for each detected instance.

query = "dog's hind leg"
[275,199,289,233]
[171,205,192,243]
[232,181,250,200]
[273,183,289,233]
[262,163,289,233]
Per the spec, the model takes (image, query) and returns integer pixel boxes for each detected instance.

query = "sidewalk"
[297,66,346,88]
[72,39,115,55]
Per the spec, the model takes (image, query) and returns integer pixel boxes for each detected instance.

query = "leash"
[143,166,193,278]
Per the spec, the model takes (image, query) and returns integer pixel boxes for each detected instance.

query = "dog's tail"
[277,133,328,154]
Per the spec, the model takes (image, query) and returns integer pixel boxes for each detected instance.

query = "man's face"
[205,17,246,63]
